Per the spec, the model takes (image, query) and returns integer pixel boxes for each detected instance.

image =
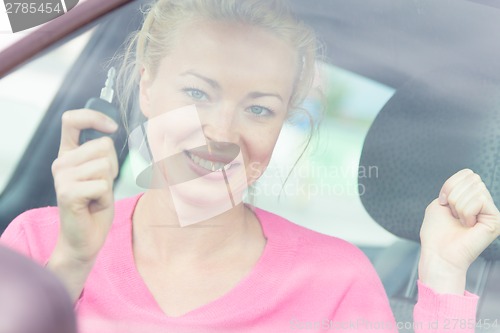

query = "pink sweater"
[1,194,478,332]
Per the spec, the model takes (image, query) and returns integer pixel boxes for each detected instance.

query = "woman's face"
[139,19,297,217]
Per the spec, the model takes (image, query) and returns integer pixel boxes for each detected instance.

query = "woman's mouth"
[185,150,233,172]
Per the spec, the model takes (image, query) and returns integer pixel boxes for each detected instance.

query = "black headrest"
[358,67,500,260]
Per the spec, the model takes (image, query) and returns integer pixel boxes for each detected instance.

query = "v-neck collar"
[107,194,299,324]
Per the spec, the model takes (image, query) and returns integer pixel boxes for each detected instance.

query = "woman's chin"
[167,179,246,227]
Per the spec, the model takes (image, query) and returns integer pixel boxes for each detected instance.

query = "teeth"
[187,152,232,172]
[213,162,225,171]
[200,159,212,170]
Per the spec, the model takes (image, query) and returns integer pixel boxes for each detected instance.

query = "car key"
[79,67,119,145]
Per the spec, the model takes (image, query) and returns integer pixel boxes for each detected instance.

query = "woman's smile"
[183,143,242,182]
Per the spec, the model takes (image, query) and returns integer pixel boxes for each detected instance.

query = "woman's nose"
[200,105,239,144]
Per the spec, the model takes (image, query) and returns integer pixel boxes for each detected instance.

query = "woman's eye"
[184,88,208,101]
[248,105,273,117]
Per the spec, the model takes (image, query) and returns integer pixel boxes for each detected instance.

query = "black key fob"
[79,97,119,145]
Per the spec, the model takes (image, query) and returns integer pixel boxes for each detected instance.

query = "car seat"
[358,66,500,332]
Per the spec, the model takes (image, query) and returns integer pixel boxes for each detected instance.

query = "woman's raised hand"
[47,109,119,302]
[419,169,500,294]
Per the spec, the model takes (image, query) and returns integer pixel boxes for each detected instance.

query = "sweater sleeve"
[0,211,34,259]
[414,280,479,333]
[1,209,86,309]
[0,208,60,266]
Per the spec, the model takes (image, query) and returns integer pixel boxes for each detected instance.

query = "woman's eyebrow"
[247,91,283,102]
[180,71,220,89]
[180,70,283,102]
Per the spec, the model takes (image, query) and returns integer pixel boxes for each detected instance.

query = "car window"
[0,30,93,191]
[254,63,398,247]
[114,62,398,247]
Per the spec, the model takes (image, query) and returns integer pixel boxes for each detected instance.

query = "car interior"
[0,0,499,332]
[359,66,500,331]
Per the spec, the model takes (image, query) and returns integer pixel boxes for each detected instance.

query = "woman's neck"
[132,190,265,265]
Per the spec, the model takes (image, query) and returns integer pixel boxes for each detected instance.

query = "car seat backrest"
[358,66,500,260]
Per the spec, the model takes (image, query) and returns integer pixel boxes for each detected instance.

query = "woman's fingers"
[59,180,110,204]
[59,109,118,155]
[52,137,119,178]
[445,171,478,219]
[452,182,485,227]
[460,195,500,259]
[76,158,118,181]
[55,158,116,187]
[439,169,474,218]
[441,169,500,232]
[53,110,119,217]
[439,169,473,205]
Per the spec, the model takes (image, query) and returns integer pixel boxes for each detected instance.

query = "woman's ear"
[139,66,152,118]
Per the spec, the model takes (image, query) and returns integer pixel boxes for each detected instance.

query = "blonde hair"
[115,0,319,130]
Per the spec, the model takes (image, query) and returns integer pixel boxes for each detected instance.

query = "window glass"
[254,63,397,246]
[0,30,93,191]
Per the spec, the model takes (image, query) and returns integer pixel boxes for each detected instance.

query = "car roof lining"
[292,0,500,89]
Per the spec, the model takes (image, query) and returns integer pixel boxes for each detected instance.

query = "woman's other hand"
[419,169,500,294]
[47,109,118,302]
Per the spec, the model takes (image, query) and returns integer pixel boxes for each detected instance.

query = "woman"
[1,0,499,332]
